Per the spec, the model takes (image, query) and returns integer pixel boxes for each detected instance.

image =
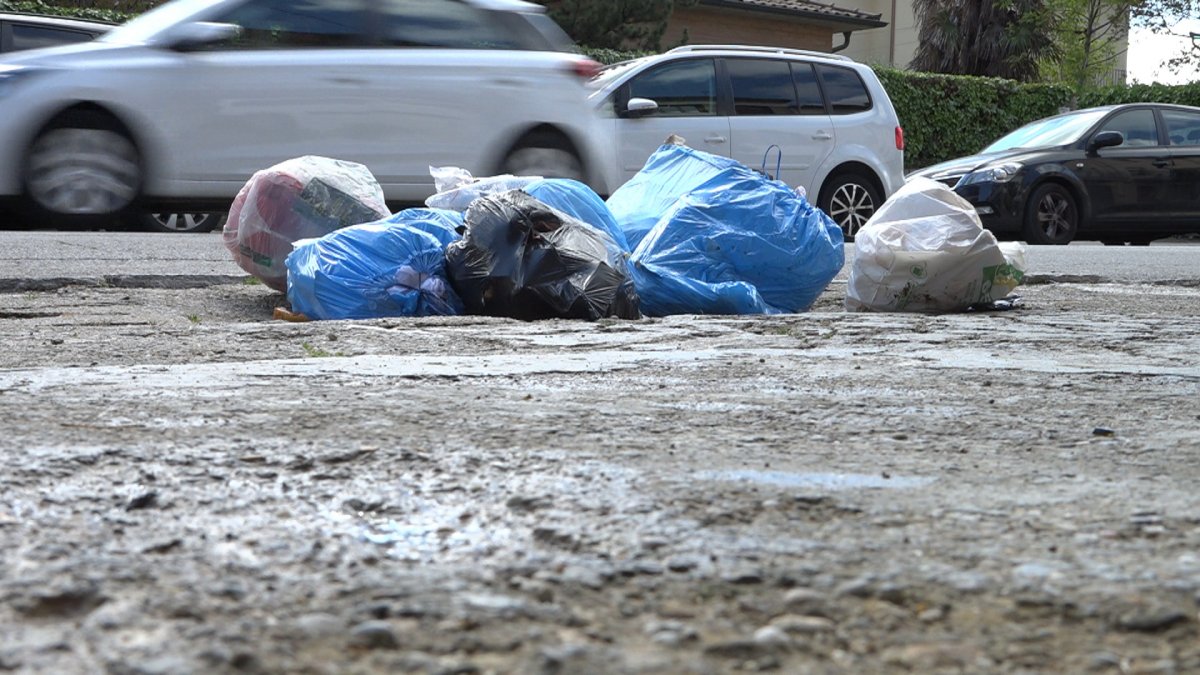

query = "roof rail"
[667,44,854,62]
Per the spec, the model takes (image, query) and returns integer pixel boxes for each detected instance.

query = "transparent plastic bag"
[223,156,389,291]
[424,166,541,212]
[846,177,1027,312]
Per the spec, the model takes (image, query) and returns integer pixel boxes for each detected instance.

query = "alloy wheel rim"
[828,183,875,237]
[152,212,220,232]
[27,128,139,215]
[1038,193,1072,239]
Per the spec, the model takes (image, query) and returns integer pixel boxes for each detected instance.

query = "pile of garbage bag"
[224,146,1026,322]
[223,156,390,292]
[846,177,1026,312]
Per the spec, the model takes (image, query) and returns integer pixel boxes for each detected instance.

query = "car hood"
[908,149,1033,180]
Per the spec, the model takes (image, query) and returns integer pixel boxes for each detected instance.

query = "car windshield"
[102,0,225,44]
[983,109,1109,153]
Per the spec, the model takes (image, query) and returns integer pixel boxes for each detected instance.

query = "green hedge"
[873,68,1074,169]
[1079,82,1200,108]
[0,0,133,23]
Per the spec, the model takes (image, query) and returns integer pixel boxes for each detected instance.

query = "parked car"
[0,0,615,234]
[588,45,907,239]
[1,11,231,233]
[909,103,1200,245]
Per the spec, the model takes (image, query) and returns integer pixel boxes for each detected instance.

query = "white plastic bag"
[845,177,1026,312]
[424,166,541,212]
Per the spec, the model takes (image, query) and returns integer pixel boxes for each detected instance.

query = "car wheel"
[141,212,225,233]
[1023,183,1078,245]
[818,171,881,241]
[23,111,141,227]
[500,132,584,181]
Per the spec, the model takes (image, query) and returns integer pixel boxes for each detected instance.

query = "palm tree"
[911,0,1061,81]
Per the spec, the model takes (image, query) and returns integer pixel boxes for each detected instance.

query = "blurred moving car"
[0,0,615,232]
[909,103,1200,245]
[1,11,227,232]
[589,45,906,239]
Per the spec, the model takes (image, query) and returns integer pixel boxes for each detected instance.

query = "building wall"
[663,6,834,52]
[836,0,917,68]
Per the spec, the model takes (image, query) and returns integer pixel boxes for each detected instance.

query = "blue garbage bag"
[629,169,844,317]
[524,178,630,253]
[607,144,750,249]
[383,207,463,246]
[285,214,464,320]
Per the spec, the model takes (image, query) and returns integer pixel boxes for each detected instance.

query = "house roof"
[700,0,887,31]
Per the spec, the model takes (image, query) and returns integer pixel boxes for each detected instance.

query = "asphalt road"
[1,231,1198,286]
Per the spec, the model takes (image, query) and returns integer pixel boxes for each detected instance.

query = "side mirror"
[623,97,659,119]
[1088,130,1124,154]
[161,21,242,52]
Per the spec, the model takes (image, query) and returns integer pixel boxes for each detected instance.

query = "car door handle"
[325,76,368,85]
[705,135,727,144]
[812,131,833,141]
[1152,159,1170,168]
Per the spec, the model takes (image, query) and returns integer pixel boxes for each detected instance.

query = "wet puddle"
[695,469,933,490]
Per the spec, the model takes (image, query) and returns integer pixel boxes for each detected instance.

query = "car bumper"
[953,181,1023,237]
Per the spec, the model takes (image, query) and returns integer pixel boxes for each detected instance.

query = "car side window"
[1099,109,1159,147]
[376,0,516,49]
[1162,110,1200,147]
[209,0,368,49]
[814,65,871,114]
[791,63,826,115]
[626,59,717,117]
[11,24,96,50]
[727,58,797,115]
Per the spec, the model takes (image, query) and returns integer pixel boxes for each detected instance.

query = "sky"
[1126,18,1200,84]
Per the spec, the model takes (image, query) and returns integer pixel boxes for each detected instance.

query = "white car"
[589,45,906,238]
[0,0,617,229]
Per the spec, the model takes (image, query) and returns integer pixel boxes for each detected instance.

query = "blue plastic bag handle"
[762,145,782,181]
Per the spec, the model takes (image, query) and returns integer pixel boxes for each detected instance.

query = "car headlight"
[0,65,45,98]
[959,162,1022,186]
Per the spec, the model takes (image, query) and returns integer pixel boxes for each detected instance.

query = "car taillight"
[570,58,602,80]
[895,126,905,151]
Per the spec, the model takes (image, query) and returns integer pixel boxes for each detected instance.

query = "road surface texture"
[1,250,1198,673]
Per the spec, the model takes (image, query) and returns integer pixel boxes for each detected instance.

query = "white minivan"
[0,0,617,229]
[590,45,906,238]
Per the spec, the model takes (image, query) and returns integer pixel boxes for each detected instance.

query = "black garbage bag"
[445,190,640,321]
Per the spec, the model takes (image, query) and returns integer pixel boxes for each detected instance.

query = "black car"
[910,103,1200,245]
[1,12,224,233]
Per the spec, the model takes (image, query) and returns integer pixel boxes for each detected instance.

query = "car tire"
[22,110,142,228]
[140,212,225,234]
[499,131,585,182]
[1022,183,1078,245]
[818,171,882,241]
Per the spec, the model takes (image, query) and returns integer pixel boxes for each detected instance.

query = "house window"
[627,58,717,117]
[727,58,798,116]
[816,65,871,115]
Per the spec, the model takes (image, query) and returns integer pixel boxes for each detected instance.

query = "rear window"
[816,65,871,115]
[1163,109,1200,147]
[791,63,826,115]
[727,58,797,115]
